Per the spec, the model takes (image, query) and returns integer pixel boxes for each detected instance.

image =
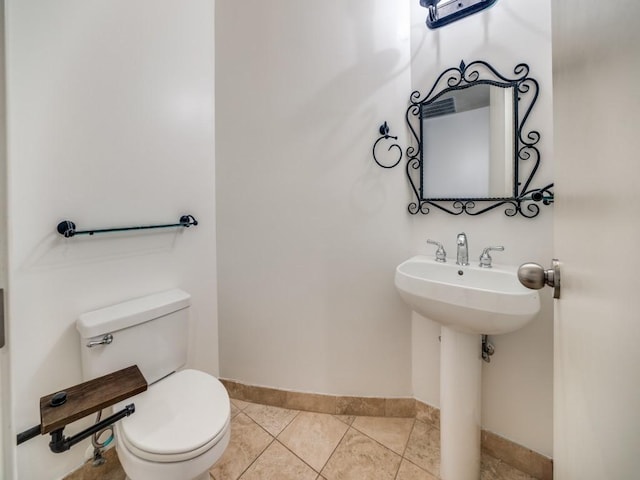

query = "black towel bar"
[56,215,198,238]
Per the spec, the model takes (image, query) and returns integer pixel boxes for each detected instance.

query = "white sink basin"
[395,255,540,334]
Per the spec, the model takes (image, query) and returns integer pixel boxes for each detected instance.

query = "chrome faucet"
[456,232,469,266]
[427,239,447,262]
[479,246,505,268]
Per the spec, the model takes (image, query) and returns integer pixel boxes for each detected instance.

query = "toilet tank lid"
[77,289,191,338]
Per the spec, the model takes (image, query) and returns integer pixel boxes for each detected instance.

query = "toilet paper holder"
[16,365,147,453]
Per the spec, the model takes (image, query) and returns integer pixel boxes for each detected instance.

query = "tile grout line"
[393,417,418,480]
[402,457,440,479]
[316,422,354,478]
[272,438,322,477]
[348,417,414,460]
[233,414,277,480]
[271,410,353,478]
[406,420,442,479]
[236,437,276,480]
[399,418,417,459]
[244,406,301,438]
[270,411,327,476]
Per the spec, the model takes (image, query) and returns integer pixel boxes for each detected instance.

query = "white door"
[0,5,7,473]
[552,1,640,478]
[0,2,8,475]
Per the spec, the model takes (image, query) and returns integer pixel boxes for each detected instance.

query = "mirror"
[372,60,554,218]
[421,84,514,198]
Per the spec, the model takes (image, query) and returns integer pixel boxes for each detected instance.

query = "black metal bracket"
[48,405,135,453]
[56,214,198,238]
[420,0,498,29]
[17,404,135,451]
[16,425,41,445]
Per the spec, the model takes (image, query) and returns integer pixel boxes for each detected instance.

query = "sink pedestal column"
[440,326,482,480]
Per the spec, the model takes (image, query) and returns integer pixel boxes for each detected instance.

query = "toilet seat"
[115,369,230,463]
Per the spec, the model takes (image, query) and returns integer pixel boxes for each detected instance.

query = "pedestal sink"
[395,255,540,480]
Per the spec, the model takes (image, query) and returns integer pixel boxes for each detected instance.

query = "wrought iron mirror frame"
[373,60,554,218]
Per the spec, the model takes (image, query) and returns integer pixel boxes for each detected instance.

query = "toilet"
[76,289,231,480]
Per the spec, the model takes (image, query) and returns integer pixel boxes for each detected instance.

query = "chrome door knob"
[517,259,561,299]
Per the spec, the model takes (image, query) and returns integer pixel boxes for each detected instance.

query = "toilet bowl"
[76,289,230,480]
[114,370,230,480]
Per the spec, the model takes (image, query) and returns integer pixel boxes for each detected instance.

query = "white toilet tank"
[77,289,191,384]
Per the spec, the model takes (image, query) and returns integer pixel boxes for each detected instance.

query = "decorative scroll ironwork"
[372,60,554,218]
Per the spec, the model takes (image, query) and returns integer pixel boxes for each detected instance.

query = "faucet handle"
[427,239,447,263]
[479,246,504,268]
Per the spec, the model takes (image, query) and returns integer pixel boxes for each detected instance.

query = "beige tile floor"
[68,398,537,480]
[210,399,537,480]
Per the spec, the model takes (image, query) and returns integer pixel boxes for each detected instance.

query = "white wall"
[409,0,554,457]
[216,0,553,458]
[216,0,414,397]
[4,1,216,478]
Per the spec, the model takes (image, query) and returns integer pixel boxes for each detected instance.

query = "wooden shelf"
[40,365,147,434]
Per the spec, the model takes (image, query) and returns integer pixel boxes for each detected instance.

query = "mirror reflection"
[421,84,514,199]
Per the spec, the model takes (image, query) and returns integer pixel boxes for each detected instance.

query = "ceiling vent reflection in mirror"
[372,60,554,218]
[420,0,498,29]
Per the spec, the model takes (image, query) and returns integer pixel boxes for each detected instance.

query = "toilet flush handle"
[86,334,113,348]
